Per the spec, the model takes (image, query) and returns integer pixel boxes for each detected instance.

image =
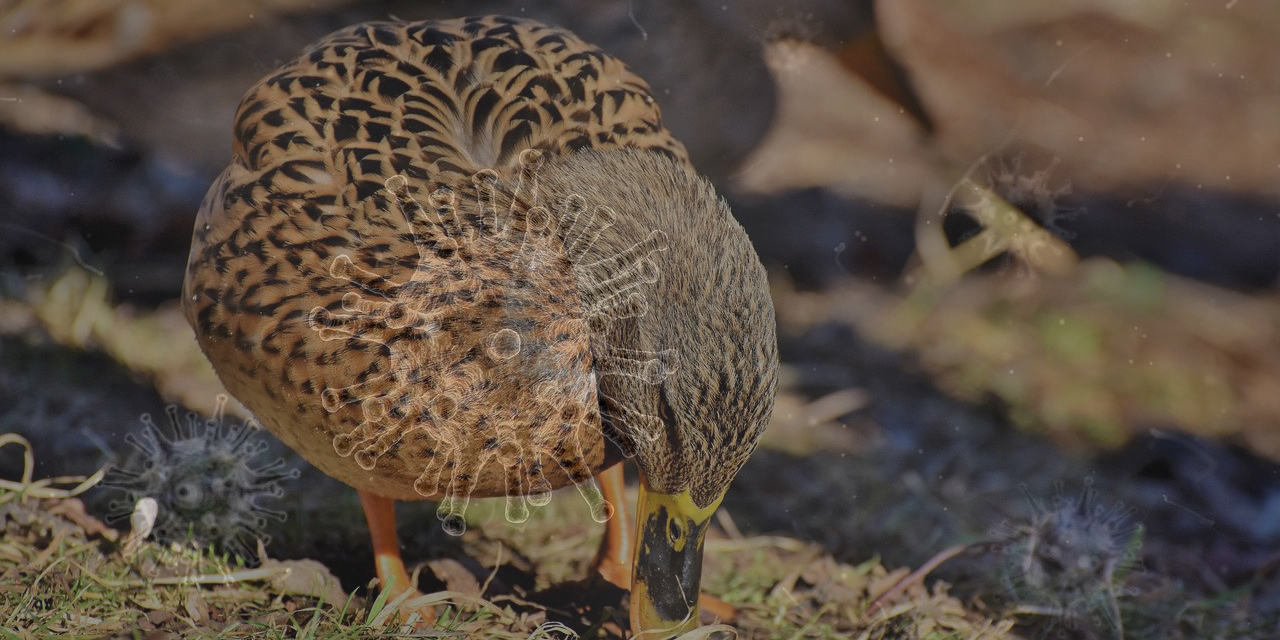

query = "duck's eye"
[668,518,683,543]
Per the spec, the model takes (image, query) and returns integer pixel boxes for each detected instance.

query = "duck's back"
[234,16,687,187]
[183,16,686,512]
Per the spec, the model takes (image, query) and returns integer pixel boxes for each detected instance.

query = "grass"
[0,427,1028,639]
[0,495,534,639]
[5,212,1280,637]
[0,435,367,638]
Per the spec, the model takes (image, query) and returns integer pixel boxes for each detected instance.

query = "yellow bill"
[629,482,724,638]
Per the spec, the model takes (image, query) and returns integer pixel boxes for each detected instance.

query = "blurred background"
[2,0,1279,638]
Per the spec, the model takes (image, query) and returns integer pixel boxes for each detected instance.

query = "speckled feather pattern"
[183,16,776,510]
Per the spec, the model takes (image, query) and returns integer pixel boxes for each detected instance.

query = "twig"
[480,542,503,596]
[714,508,744,541]
[705,536,814,554]
[867,544,971,614]
[78,560,276,588]
[0,433,107,502]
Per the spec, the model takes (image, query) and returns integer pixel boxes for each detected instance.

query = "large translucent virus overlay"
[308,149,675,535]
[105,396,300,560]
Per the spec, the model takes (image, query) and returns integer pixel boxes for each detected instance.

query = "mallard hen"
[183,15,777,636]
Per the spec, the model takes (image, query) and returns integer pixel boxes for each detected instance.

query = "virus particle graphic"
[993,483,1140,638]
[983,154,1079,242]
[104,395,299,560]
[955,153,1081,276]
[309,148,674,535]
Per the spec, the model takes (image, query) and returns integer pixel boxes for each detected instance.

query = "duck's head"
[539,149,779,636]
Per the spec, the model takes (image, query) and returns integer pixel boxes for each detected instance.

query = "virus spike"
[164,405,186,440]
[574,476,613,523]
[584,293,646,334]
[584,229,668,281]
[437,496,470,536]
[526,481,553,507]
[495,436,532,524]
[512,205,554,252]
[332,404,394,458]
[560,201,615,262]
[212,394,230,423]
[308,304,386,342]
[434,451,484,536]
[353,425,405,471]
[554,419,613,523]
[470,168,503,237]
[125,418,164,460]
[411,451,447,498]
[512,148,545,210]
[504,493,531,524]
[581,255,660,300]
[594,347,678,385]
[237,437,271,461]
[327,254,400,298]
[319,373,391,413]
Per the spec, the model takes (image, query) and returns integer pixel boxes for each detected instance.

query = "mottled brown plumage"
[183,16,777,630]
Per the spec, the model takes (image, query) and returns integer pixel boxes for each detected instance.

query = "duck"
[182,15,778,637]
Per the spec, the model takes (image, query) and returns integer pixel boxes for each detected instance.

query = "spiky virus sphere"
[983,154,1079,242]
[941,152,1081,278]
[105,396,299,560]
[994,484,1140,638]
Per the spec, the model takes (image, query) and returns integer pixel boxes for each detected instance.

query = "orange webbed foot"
[359,490,438,629]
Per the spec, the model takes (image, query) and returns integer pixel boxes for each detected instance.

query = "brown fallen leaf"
[47,498,117,540]
[184,589,208,625]
[424,557,482,596]
[260,558,348,608]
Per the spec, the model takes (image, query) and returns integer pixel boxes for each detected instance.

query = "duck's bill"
[629,484,724,638]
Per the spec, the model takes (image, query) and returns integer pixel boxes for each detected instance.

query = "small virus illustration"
[956,154,1081,276]
[310,149,674,534]
[984,155,1079,241]
[104,395,299,561]
[992,483,1140,638]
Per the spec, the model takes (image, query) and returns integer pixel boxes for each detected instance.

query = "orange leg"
[589,464,738,623]
[358,490,435,624]
[591,462,633,589]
